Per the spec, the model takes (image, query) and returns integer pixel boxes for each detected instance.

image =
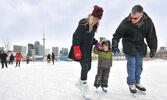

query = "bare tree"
[3,38,12,52]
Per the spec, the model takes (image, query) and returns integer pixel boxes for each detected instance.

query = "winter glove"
[150,50,156,58]
[112,46,120,55]
[96,42,103,51]
[114,49,120,56]
[73,46,82,60]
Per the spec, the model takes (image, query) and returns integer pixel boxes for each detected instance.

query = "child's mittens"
[114,49,120,55]
[96,42,103,51]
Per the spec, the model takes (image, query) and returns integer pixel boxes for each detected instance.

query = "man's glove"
[112,46,120,55]
[150,50,156,58]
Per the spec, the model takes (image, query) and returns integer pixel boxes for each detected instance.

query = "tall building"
[34,41,40,55]
[28,44,34,56]
[100,37,106,43]
[30,49,35,57]
[159,46,166,51]
[39,45,44,56]
[13,45,26,54]
[52,47,59,56]
[13,45,22,53]
[60,48,68,56]
[45,49,50,55]
[21,46,26,54]
[34,41,45,56]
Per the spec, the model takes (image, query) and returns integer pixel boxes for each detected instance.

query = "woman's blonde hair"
[84,14,100,33]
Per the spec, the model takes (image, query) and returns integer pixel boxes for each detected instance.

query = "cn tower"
[43,33,46,55]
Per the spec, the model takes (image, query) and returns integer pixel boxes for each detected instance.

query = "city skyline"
[0,0,167,51]
[0,39,69,57]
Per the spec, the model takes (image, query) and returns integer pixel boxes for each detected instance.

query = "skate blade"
[131,93,137,97]
[83,95,92,100]
[75,83,92,100]
[133,93,137,97]
[137,90,146,95]
[75,82,82,91]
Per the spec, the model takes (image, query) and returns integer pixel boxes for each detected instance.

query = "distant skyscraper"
[100,37,106,43]
[52,47,59,56]
[28,44,34,56]
[31,49,35,57]
[21,46,26,54]
[13,45,22,53]
[34,41,40,55]
[159,46,166,51]
[60,48,68,56]
[39,45,44,56]
[45,49,50,55]
[13,45,26,54]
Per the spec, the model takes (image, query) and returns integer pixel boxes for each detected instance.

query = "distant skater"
[52,52,55,65]
[15,52,23,67]
[26,54,30,64]
[0,50,8,69]
[47,53,51,64]
[9,54,14,64]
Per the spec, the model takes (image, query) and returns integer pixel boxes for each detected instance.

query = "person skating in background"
[111,5,157,94]
[68,5,103,99]
[15,52,23,67]
[93,39,113,93]
[26,54,30,64]
[0,50,8,69]
[9,54,14,64]
[47,53,51,64]
[52,52,55,65]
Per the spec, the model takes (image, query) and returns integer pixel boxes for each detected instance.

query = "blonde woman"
[69,5,103,99]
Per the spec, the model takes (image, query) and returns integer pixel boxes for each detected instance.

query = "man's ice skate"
[136,84,146,94]
[129,85,137,96]
[75,79,92,100]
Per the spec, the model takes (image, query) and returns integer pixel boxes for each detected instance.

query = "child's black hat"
[101,39,111,49]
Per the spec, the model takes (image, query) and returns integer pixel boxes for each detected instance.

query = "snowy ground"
[0,60,167,100]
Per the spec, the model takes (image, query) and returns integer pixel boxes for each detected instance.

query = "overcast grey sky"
[0,0,166,51]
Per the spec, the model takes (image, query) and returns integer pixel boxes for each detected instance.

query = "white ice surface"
[0,60,167,100]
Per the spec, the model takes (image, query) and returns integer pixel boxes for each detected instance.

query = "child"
[93,39,113,92]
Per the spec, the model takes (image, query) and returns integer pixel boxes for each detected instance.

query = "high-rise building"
[60,48,68,56]
[159,46,166,51]
[39,45,44,56]
[31,49,35,57]
[100,37,106,43]
[21,46,26,54]
[28,44,34,56]
[52,47,59,56]
[13,45,26,54]
[45,49,50,56]
[34,41,40,55]
[34,41,45,56]
[13,45,22,53]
